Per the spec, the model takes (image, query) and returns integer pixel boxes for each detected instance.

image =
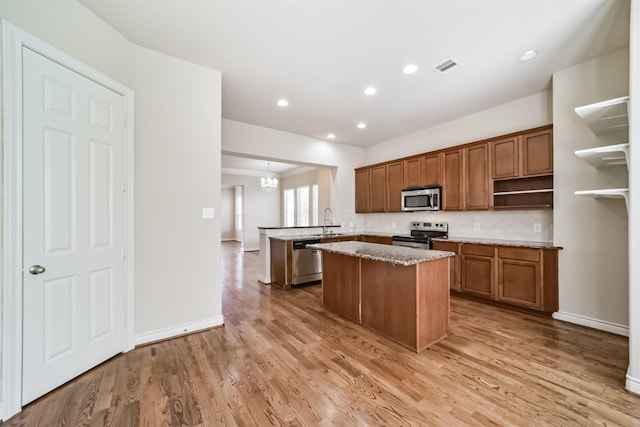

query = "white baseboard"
[135,316,224,346]
[627,369,640,395]
[243,246,259,252]
[552,311,629,336]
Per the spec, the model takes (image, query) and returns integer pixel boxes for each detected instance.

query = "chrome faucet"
[323,208,334,235]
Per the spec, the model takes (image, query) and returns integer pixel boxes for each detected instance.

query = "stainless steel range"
[392,221,448,249]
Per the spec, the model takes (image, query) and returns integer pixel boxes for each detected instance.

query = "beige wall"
[0,1,223,413]
[553,48,629,332]
[133,45,222,339]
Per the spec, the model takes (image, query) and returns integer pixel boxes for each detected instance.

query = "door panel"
[22,47,126,405]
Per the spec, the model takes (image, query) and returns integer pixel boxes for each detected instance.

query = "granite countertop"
[308,241,455,267]
[269,231,396,242]
[432,237,562,250]
[258,225,341,230]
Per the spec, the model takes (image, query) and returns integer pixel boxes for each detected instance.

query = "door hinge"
[122,180,127,192]
[123,114,128,126]
[122,247,126,260]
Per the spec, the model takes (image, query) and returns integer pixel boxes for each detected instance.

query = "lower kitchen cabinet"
[270,238,293,289]
[497,247,558,311]
[460,244,496,298]
[359,235,393,245]
[450,241,559,313]
[322,251,360,322]
[432,241,460,291]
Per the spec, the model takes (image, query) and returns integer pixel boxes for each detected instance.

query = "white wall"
[222,119,365,228]
[365,91,552,165]
[627,0,640,394]
[553,48,629,333]
[133,45,222,340]
[222,173,280,251]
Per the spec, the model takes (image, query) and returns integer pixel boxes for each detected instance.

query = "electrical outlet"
[534,223,542,233]
[474,223,480,230]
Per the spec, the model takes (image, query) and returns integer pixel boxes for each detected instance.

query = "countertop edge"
[432,237,563,250]
[308,242,455,267]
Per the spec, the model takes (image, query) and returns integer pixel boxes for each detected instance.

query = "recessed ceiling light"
[403,64,418,74]
[364,86,377,95]
[357,122,367,129]
[327,133,336,139]
[518,49,539,62]
[276,98,289,107]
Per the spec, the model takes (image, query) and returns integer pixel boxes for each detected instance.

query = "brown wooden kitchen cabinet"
[423,152,442,186]
[443,149,463,211]
[369,164,387,212]
[403,157,422,189]
[490,126,553,179]
[464,142,491,210]
[322,251,360,322]
[270,238,293,289]
[355,168,370,213]
[432,241,460,291]
[460,244,496,298]
[497,247,558,311]
[386,161,404,212]
[359,235,393,245]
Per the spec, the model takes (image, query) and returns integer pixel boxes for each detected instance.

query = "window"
[283,188,294,227]
[297,186,309,226]
[311,184,318,226]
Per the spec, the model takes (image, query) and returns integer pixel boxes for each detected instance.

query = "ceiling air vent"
[432,58,462,75]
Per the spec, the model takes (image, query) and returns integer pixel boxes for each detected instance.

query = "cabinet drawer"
[432,241,459,252]
[498,247,540,262]
[462,244,495,257]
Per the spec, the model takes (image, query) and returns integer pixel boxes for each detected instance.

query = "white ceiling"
[81,0,630,172]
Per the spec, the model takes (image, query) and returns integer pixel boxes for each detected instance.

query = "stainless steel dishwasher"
[292,239,322,285]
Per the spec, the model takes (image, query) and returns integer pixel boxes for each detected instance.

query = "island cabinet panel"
[386,161,404,212]
[460,244,496,298]
[321,251,360,323]
[423,152,442,186]
[432,241,460,291]
[370,165,387,212]
[355,168,370,213]
[361,260,417,349]
[415,258,451,350]
[464,142,491,210]
[270,239,293,289]
[443,149,463,211]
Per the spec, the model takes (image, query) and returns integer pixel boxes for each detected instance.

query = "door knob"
[28,265,46,275]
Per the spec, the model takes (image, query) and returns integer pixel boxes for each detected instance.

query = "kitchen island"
[308,241,455,352]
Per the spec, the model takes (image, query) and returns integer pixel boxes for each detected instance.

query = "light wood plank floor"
[4,241,639,426]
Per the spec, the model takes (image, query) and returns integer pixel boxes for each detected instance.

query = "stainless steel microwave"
[401,186,442,211]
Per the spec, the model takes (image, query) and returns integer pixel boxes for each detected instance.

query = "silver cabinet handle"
[28,265,46,275]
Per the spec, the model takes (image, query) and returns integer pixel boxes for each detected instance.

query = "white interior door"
[22,46,126,405]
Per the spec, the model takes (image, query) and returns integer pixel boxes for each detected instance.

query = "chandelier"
[260,162,279,192]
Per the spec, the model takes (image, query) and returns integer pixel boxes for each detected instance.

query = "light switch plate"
[534,223,542,233]
[202,208,214,219]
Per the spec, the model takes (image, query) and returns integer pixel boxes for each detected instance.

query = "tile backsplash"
[342,210,553,242]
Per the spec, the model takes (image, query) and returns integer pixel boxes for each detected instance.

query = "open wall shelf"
[574,188,629,210]
[574,143,629,169]
[574,96,629,137]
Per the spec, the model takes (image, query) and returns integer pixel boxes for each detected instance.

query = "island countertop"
[308,241,455,267]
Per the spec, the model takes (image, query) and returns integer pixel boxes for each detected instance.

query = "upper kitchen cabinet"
[403,157,422,189]
[464,142,491,210]
[386,161,404,212]
[490,126,553,179]
[423,152,443,186]
[369,164,387,212]
[355,168,370,213]
[442,148,463,211]
[355,161,404,213]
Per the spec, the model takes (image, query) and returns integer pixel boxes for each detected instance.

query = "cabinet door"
[403,157,422,189]
[443,149,463,211]
[464,143,490,210]
[432,241,460,291]
[522,128,553,176]
[461,254,495,298]
[498,247,542,309]
[355,168,370,213]
[423,152,442,186]
[386,161,404,212]
[491,136,519,179]
[322,251,360,322]
[369,165,386,212]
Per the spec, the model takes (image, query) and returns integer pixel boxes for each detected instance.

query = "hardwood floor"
[4,241,639,426]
